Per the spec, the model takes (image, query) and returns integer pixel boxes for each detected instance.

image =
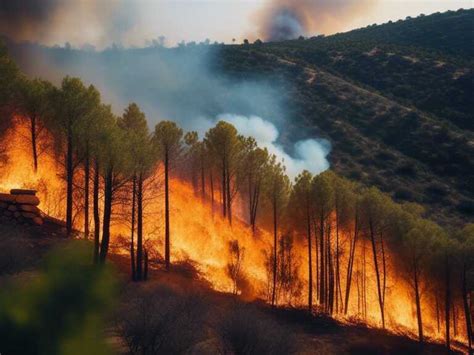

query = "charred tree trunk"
[445,253,451,351]
[30,114,38,172]
[66,130,74,237]
[248,175,253,226]
[271,195,278,307]
[99,168,113,263]
[164,148,170,271]
[222,157,227,218]
[413,260,423,343]
[369,220,385,328]
[136,174,144,280]
[130,175,137,281]
[462,262,473,354]
[345,212,359,315]
[436,291,441,334]
[319,211,325,308]
[226,165,232,224]
[307,204,313,311]
[210,170,215,217]
[84,147,90,239]
[328,224,334,314]
[315,221,319,303]
[200,157,206,200]
[335,206,341,313]
[93,160,100,264]
[251,183,260,233]
[144,248,148,281]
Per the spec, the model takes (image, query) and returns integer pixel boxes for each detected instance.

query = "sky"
[0,0,471,48]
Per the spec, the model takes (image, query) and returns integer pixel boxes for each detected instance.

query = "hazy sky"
[1,0,471,48]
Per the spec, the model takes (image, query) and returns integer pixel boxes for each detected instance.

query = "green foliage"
[119,103,154,176]
[0,242,117,355]
[205,120,241,167]
[153,120,184,164]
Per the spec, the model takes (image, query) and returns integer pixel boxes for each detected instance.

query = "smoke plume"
[0,0,60,39]
[0,0,136,47]
[217,114,330,179]
[6,42,330,178]
[258,0,377,41]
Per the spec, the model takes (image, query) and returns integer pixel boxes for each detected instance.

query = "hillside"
[0,223,462,354]
[4,9,474,227]
[213,9,474,227]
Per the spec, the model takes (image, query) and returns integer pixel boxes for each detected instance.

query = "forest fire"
[1,116,471,351]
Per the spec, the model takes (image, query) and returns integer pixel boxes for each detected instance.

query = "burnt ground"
[0,221,466,354]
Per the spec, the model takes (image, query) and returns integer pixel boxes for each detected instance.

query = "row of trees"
[0,43,472,351]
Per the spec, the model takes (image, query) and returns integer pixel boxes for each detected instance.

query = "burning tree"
[227,240,245,295]
[153,121,183,271]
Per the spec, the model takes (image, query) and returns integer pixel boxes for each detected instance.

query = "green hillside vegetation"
[213,9,474,226]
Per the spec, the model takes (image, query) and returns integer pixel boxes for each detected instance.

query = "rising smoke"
[258,0,377,41]
[0,0,136,47]
[216,114,330,178]
[0,0,59,39]
[7,42,330,177]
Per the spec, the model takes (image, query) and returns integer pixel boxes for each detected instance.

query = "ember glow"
[1,118,469,348]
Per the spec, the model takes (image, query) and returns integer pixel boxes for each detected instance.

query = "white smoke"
[217,114,330,179]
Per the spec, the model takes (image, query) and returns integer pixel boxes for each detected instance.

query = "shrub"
[0,241,117,355]
[216,305,297,355]
[115,285,208,354]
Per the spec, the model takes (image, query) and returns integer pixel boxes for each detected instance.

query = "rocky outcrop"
[0,189,43,226]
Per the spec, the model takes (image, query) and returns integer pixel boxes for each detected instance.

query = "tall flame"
[0,118,469,348]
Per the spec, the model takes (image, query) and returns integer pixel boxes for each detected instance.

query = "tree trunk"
[130,175,137,281]
[210,170,215,217]
[164,148,170,271]
[369,220,385,328]
[315,221,319,303]
[344,212,359,314]
[200,156,205,200]
[328,223,334,314]
[445,253,451,350]
[99,168,113,263]
[335,205,340,313]
[66,130,74,237]
[136,174,144,280]
[462,262,473,354]
[413,261,423,343]
[307,203,313,311]
[144,248,148,281]
[251,183,260,233]
[435,292,440,334]
[319,211,325,308]
[226,164,232,224]
[84,147,90,239]
[222,157,226,217]
[271,195,277,307]
[30,115,38,173]
[93,160,100,264]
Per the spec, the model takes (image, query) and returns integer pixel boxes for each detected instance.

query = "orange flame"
[0,118,469,349]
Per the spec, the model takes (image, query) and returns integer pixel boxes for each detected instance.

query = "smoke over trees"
[0,33,473,352]
[257,0,377,41]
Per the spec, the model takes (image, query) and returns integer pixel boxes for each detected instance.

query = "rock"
[14,211,21,218]
[19,204,40,214]
[7,205,17,212]
[0,193,16,203]
[0,202,7,209]
[32,217,43,226]
[15,195,40,206]
[10,189,37,196]
[22,212,37,219]
[4,211,12,217]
